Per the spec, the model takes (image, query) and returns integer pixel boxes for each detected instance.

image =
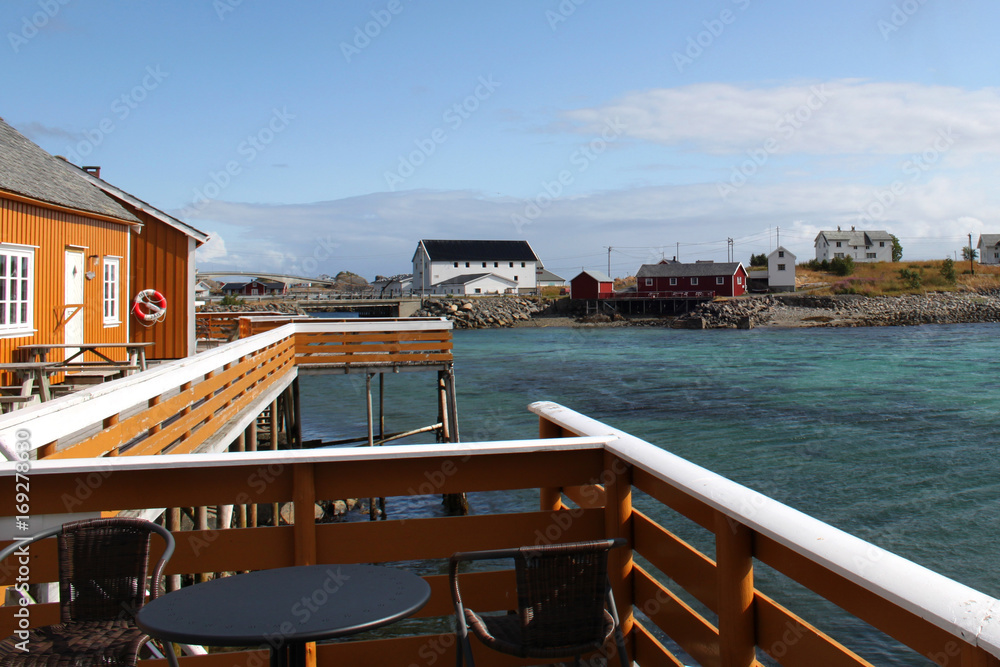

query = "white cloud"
[565,80,1000,156]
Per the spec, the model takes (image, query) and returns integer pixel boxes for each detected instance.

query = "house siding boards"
[0,196,130,368]
[76,167,209,361]
[977,235,1000,265]
[570,271,613,299]
[815,229,893,262]
[413,239,540,293]
[127,207,193,359]
[636,262,748,297]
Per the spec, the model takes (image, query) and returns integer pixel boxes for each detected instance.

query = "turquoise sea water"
[299,323,1000,664]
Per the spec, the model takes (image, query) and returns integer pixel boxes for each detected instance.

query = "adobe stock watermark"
[877,0,930,41]
[7,0,71,53]
[511,116,627,234]
[180,107,295,216]
[717,84,830,201]
[856,126,957,226]
[546,0,587,31]
[341,0,412,62]
[213,0,244,21]
[63,66,169,165]
[384,76,501,191]
[673,0,752,73]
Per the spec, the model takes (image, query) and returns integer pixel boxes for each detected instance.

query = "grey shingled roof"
[815,229,891,247]
[75,167,208,244]
[421,239,539,262]
[0,119,139,223]
[978,234,1000,248]
[636,262,743,278]
[435,273,516,286]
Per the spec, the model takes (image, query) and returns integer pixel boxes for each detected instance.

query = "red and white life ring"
[133,289,167,324]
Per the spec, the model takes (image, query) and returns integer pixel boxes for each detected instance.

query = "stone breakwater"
[687,291,1000,328]
[413,297,548,329]
[200,302,303,314]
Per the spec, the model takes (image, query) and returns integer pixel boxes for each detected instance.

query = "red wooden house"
[570,270,614,299]
[636,261,748,297]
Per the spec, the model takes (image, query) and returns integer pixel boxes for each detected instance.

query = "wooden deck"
[1,320,999,665]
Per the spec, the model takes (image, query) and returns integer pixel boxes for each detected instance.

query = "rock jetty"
[413,296,548,329]
[682,291,1000,329]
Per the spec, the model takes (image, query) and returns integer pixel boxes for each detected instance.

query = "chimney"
[82,166,101,178]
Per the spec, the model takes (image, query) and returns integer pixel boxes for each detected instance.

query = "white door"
[64,250,85,360]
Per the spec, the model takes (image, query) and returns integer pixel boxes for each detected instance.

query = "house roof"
[0,119,139,224]
[572,270,613,283]
[75,167,210,245]
[420,240,539,262]
[536,268,566,282]
[769,246,796,259]
[636,262,744,278]
[435,273,517,286]
[815,229,892,246]
[978,234,1000,248]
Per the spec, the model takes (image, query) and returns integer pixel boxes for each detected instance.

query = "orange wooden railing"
[532,402,1000,667]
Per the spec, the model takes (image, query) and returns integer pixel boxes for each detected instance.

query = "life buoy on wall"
[133,289,167,325]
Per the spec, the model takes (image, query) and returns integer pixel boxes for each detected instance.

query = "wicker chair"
[0,517,178,667]
[449,538,630,667]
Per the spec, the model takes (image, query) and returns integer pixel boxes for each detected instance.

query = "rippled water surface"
[300,323,1000,664]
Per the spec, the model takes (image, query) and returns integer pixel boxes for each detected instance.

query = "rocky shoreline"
[413,296,549,328]
[411,292,1000,330]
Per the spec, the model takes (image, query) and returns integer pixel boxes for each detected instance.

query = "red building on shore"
[636,261,748,298]
[570,270,614,299]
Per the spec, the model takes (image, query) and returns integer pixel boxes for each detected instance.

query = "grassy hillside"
[798,260,1000,296]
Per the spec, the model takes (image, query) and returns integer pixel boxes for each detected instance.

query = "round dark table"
[136,564,431,667]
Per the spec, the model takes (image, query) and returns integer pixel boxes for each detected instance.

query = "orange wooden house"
[0,118,140,369]
[75,167,209,360]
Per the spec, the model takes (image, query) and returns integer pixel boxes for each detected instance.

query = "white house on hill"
[412,239,540,295]
[977,235,1000,265]
[815,228,893,262]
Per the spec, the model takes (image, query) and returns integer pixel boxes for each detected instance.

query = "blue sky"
[4,0,1000,279]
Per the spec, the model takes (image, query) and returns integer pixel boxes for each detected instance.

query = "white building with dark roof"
[977,235,1000,265]
[412,240,541,295]
[815,228,893,262]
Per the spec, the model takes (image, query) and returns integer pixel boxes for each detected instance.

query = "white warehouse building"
[412,239,541,295]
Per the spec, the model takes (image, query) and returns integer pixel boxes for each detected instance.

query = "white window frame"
[103,256,122,326]
[0,244,35,337]
[691,277,699,285]
[778,264,786,271]
[737,276,743,285]
[716,277,724,285]
[645,278,653,286]
[669,277,678,286]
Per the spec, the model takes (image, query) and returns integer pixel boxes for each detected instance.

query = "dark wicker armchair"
[449,538,630,667]
[0,517,177,667]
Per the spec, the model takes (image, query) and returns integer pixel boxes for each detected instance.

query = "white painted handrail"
[528,400,1000,658]
[0,318,454,455]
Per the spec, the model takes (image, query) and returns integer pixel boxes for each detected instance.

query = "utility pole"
[776,226,780,248]
[676,242,680,262]
[970,233,975,275]
[727,238,734,262]
[607,246,612,277]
